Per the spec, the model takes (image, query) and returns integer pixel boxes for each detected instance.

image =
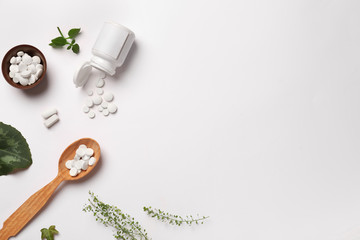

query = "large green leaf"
[0,122,32,175]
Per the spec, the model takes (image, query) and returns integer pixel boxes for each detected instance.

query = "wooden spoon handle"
[0,175,64,239]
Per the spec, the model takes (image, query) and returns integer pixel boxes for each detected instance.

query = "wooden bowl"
[2,44,47,89]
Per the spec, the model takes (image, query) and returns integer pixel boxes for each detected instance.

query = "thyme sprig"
[143,206,209,226]
[83,192,149,240]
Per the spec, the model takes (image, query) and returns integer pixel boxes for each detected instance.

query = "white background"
[0,0,360,239]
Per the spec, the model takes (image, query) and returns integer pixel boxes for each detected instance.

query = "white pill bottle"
[74,22,135,87]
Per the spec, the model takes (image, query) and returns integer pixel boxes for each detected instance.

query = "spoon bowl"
[0,138,100,240]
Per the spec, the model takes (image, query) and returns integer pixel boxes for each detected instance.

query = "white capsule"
[101,101,108,109]
[17,51,24,56]
[82,105,90,113]
[70,167,78,177]
[12,74,20,83]
[29,74,36,84]
[88,110,96,119]
[85,148,94,157]
[32,56,41,64]
[19,77,29,86]
[103,109,109,116]
[96,88,104,95]
[103,92,114,102]
[96,78,105,88]
[108,103,117,114]
[92,95,102,105]
[18,62,27,72]
[85,97,94,107]
[27,64,36,74]
[9,64,19,73]
[89,157,96,166]
[22,54,32,65]
[16,56,22,63]
[41,107,57,119]
[35,69,43,79]
[44,114,59,128]
[76,148,85,157]
[9,72,15,78]
[65,160,74,169]
[10,56,16,64]
[36,64,43,70]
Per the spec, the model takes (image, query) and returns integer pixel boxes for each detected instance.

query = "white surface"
[1,1,360,240]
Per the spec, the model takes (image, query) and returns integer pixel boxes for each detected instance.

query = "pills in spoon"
[65,144,96,177]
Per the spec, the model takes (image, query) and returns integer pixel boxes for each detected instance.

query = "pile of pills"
[41,107,59,128]
[65,144,96,177]
[82,76,118,119]
[8,51,43,86]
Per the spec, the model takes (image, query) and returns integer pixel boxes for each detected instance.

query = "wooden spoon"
[0,138,100,240]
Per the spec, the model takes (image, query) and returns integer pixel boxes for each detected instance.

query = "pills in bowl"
[8,51,44,86]
[65,144,96,177]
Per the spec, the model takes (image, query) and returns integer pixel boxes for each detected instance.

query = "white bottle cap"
[73,62,92,88]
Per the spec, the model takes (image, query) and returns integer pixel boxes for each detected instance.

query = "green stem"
[57,27,65,38]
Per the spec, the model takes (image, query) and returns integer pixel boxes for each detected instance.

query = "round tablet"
[102,109,109,116]
[88,110,96,119]
[92,95,102,105]
[82,105,90,113]
[96,88,104,95]
[108,103,117,114]
[103,92,114,102]
[85,97,94,107]
[101,102,108,108]
[96,78,105,88]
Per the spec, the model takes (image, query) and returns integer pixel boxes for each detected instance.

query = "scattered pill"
[103,92,114,102]
[44,114,59,128]
[41,107,58,119]
[82,105,90,113]
[101,101,108,108]
[92,95,102,105]
[98,106,103,112]
[108,103,118,113]
[87,90,93,96]
[88,110,96,119]
[102,109,109,116]
[96,88,104,95]
[96,78,105,88]
[85,97,94,107]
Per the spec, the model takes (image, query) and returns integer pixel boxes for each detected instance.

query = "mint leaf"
[68,28,81,38]
[51,37,67,46]
[71,44,80,54]
[0,122,32,175]
[41,225,59,240]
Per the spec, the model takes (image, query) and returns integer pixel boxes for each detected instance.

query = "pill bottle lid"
[73,62,92,87]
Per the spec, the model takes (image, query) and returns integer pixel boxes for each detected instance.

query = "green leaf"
[0,122,32,175]
[72,43,80,54]
[41,225,59,240]
[68,28,81,38]
[51,37,68,46]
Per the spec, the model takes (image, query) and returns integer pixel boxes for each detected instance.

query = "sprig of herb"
[143,206,209,226]
[49,27,81,54]
[83,191,150,240]
[40,225,59,240]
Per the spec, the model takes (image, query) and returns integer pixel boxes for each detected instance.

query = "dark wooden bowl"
[2,44,47,89]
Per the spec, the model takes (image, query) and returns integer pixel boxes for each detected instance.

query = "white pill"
[82,105,90,113]
[77,169,81,174]
[96,88,103,95]
[89,157,96,166]
[87,90,93,96]
[16,56,22,63]
[101,101,108,108]
[9,72,15,78]
[65,160,74,169]
[79,144,87,149]
[76,148,85,157]
[75,160,83,170]
[85,148,94,157]
[35,69,43,79]
[32,56,41,64]
[20,70,31,78]
[102,109,109,116]
[12,74,20,83]
[27,64,36,74]
[88,110,96,119]
[103,92,114,102]
[19,77,29,86]
[69,167,78,177]
[17,51,24,56]
[74,155,80,161]
[85,97,94,107]
[22,54,32,65]
[108,103,118,114]
[92,95,102,105]
[96,78,105,88]
[9,64,19,73]
[36,64,43,70]
[10,57,16,64]
[18,62,27,72]
[41,107,57,119]
[44,114,59,128]
[29,75,36,84]
[81,161,89,170]
[98,106,103,112]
